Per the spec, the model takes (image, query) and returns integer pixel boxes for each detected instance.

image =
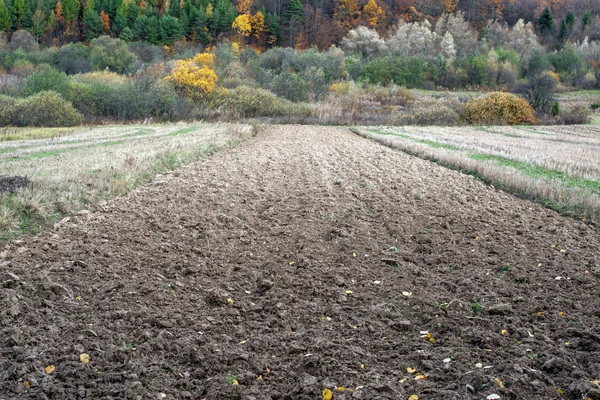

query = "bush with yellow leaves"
[463,92,538,125]
[166,53,219,100]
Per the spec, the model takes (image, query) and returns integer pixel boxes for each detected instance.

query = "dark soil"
[0,175,30,194]
[1,126,599,400]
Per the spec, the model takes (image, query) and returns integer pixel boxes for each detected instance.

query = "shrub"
[557,106,591,125]
[55,43,92,75]
[0,94,17,126]
[270,71,309,102]
[463,92,538,125]
[21,67,72,98]
[359,56,426,87]
[166,53,219,100]
[9,30,39,53]
[551,101,560,116]
[215,86,311,118]
[90,36,136,74]
[15,91,82,127]
[591,103,600,111]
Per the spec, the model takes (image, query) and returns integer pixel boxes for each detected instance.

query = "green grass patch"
[370,129,458,151]
[470,153,600,194]
[166,126,198,137]
[0,127,77,141]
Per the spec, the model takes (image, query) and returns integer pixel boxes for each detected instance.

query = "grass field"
[356,124,600,224]
[0,123,253,239]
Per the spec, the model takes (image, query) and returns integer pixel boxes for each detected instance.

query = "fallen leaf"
[551,244,556,248]
[419,330,429,335]
[402,291,412,297]
[407,367,416,374]
[501,329,510,337]
[559,311,567,318]
[585,270,590,275]
[240,339,248,345]
[538,263,542,267]
[495,377,505,389]
[265,364,271,373]
[45,365,55,374]
[322,388,333,400]
[79,353,90,364]
[232,380,239,385]
[414,374,428,380]
[399,378,406,383]
[429,337,435,343]
[487,395,501,400]
[560,249,566,253]
[289,261,294,265]
[527,330,534,337]
[475,236,479,240]
[557,388,564,395]
[537,311,543,316]
[257,375,263,381]
[408,395,419,400]
[75,296,81,301]
[592,379,600,386]
[160,394,167,398]
[336,387,346,391]
[227,298,234,305]
[346,290,353,295]
[23,381,30,389]
[360,364,365,369]
[426,332,432,339]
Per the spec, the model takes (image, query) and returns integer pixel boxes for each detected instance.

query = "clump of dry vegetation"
[0,123,253,239]
[357,124,600,224]
[463,92,539,125]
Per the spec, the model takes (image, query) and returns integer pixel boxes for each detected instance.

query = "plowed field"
[1,126,599,400]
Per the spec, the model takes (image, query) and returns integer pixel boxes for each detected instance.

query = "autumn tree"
[166,52,219,99]
[100,10,110,33]
[62,0,80,33]
[362,0,384,32]
[333,0,361,34]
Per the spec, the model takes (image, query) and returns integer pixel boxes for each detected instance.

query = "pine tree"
[159,14,182,44]
[113,10,127,34]
[537,7,553,36]
[566,11,575,30]
[62,0,79,29]
[582,11,590,31]
[126,0,139,27]
[284,0,303,24]
[0,0,10,32]
[12,0,26,28]
[83,8,104,40]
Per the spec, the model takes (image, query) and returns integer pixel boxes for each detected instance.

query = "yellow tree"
[232,13,252,36]
[166,53,219,99]
[333,0,361,33]
[363,0,384,31]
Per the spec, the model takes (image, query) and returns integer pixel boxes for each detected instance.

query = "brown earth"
[1,126,600,400]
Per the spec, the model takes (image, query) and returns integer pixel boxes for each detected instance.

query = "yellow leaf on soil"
[265,364,271,373]
[408,395,419,400]
[501,329,510,337]
[80,353,90,364]
[322,388,333,400]
[429,337,435,343]
[257,375,263,380]
[414,374,428,380]
[407,367,416,374]
[232,380,239,385]
[227,298,234,305]
[494,377,504,389]
[559,311,567,318]
[346,290,353,294]
[45,365,55,374]
[360,364,365,369]
[75,296,81,301]
[557,388,564,395]
[337,387,346,391]
[23,381,30,389]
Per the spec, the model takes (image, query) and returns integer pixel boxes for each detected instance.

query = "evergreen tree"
[113,10,128,35]
[62,0,79,28]
[126,0,139,27]
[264,11,280,45]
[0,0,10,32]
[284,0,302,24]
[144,14,159,43]
[582,11,590,31]
[537,7,553,36]
[119,25,133,41]
[12,0,26,28]
[83,8,104,40]
[168,0,180,18]
[566,11,575,30]
[159,14,182,44]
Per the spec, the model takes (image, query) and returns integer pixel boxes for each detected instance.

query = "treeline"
[0,0,599,49]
